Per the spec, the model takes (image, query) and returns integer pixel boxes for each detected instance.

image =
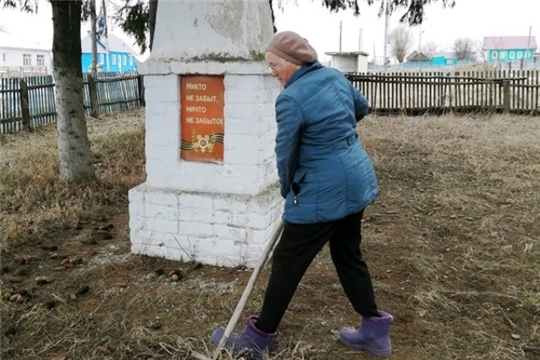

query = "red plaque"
[180,75,225,162]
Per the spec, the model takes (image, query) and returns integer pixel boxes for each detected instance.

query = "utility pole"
[90,0,98,73]
[101,0,110,72]
[418,26,424,54]
[522,25,532,70]
[383,0,390,68]
[339,20,343,52]
[358,28,364,51]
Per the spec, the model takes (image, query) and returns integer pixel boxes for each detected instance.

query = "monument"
[128,0,283,268]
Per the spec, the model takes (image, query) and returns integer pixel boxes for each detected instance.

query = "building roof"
[406,51,431,62]
[431,52,456,59]
[325,51,369,57]
[0,28,50,51]
[483,36,538,50]
[81,33,138,56]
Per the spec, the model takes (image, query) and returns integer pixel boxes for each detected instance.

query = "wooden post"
[138,74,146,107]
[87,74,100,118]
[447,76,453,108]
[502,80,510,113]
[19,79,31,131]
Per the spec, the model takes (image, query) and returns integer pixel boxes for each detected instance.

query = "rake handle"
[210,220,284,360]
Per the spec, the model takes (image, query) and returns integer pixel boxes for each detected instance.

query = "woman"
[212,31,393,359]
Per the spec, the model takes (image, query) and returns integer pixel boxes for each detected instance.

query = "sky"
[0,0,538,63]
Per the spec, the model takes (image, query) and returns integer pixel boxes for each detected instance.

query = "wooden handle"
[210,220,285,360]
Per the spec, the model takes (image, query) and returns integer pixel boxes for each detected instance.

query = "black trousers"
[255,211,380,334]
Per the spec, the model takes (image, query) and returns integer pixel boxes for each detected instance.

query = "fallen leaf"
[35,275,54,286]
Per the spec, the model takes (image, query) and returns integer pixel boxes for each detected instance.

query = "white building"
[325,51,369,73]
[0,27,52,78]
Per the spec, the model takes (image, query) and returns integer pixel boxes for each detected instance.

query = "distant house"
[325,51,369,73]
[81,33,139,73]
[483,36,537,63]
[0,27,52,78]
[404,50,475,68]
[404,51,431,67]
[431,52,458,66]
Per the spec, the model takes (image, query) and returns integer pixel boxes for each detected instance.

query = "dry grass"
[0,108,145,250]
[1,109,539,360]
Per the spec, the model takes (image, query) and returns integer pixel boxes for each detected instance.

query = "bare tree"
[422,41,440,57]
[453,38,475,60]
[389,26,414,63]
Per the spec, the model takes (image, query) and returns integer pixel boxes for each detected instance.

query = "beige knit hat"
[266,31,318,66]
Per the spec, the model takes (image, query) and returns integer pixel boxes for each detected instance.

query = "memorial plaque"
[180,75,225,162]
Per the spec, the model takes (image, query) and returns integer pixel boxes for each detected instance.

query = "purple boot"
[339,310,393,357]
[211,315,279,360]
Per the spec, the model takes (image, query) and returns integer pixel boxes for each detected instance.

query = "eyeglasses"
[268,59,286,71]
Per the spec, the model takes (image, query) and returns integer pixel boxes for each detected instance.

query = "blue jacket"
[274,61,378,224]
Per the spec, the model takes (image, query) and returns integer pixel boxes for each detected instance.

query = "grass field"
[1,108,539,359]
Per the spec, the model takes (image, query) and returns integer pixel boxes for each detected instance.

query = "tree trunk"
[268,0,277,33]
[51,0,96,183]
[148,0,158,51]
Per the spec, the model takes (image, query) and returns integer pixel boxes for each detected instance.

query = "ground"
[1,108,539,360]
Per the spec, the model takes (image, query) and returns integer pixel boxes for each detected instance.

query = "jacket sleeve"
[274,95,303,199]
[350,84,370,122]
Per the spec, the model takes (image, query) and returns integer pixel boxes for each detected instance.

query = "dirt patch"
[1,110,539,359]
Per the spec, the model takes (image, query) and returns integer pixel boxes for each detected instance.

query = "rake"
[191,220,285,360]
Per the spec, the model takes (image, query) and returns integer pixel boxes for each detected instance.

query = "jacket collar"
[285,61,323,88]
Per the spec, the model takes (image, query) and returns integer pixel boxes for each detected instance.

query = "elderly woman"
[212,31,393,359]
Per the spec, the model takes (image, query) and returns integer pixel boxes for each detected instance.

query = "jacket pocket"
[291,169,308,205]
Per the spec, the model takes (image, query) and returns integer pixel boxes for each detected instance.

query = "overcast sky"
[0,0,538,62]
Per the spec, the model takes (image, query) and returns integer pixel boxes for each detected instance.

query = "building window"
[517,52,523,59]
[2,53,5,62]
[112,54,116,65]
[129,55,133,66]
[100,54,104,64]
[123,55,127,66]
[36,55,45,66]
[509,51,515,59]
[492,51,498,59]
[500,51,506,59]
[23,54,31,66]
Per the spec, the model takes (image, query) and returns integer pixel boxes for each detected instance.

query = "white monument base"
[129,184,283,268]
[128,0,283,268]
